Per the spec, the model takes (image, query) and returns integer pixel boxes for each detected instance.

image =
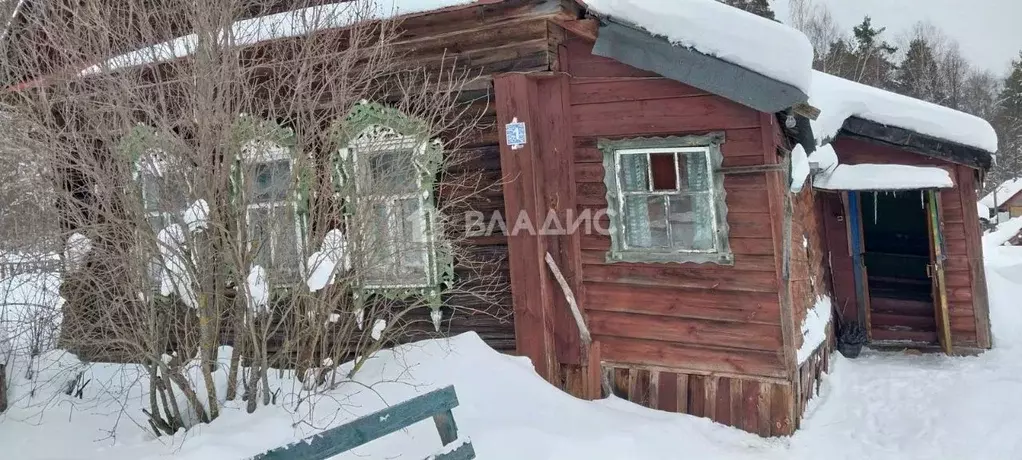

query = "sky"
[771,0,1022,75]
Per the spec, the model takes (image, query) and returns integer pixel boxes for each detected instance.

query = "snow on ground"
[985,217,1022,248]
[582,0,814,93]
[3,246,1022,459]
[809,70,999,153]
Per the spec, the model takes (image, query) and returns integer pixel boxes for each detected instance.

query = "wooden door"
[926,190,953,354]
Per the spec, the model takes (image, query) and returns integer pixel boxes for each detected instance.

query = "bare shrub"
[1,0,505,434]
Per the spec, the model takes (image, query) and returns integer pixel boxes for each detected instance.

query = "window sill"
[605,250,735,266]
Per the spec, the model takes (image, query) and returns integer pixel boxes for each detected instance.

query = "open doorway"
[860,191,938,345]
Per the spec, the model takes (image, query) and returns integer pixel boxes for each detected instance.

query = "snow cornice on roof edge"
[581,0,814,95]
[809,71,998,156]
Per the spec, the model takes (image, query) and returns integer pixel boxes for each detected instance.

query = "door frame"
[845,192,871,338]
[845,190,953,352]
[926,190,953,353]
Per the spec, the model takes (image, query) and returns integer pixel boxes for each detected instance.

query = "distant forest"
[721,0,1022,192]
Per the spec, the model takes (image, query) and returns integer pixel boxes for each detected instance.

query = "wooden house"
[10,0,996,437]
[980,178,1022,220]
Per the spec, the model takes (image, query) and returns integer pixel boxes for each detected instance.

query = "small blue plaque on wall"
[505,117,527,150]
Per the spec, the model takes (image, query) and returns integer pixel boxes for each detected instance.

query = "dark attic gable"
[592,19,809,114]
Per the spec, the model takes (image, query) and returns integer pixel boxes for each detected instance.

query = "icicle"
[921,190,925,210]
[430,309,443,332]
[873,192,879,224]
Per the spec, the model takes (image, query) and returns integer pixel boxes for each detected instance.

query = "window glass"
[252,160,291,203]
[605,141,728,262]
[248,206,273,269]
[618,153,649,192]
[272,205,301,280]
[679,152,709,191]
[244,163,301,283]
[668,195,715,250]
[349,133,435,288]
[366,149,417,194]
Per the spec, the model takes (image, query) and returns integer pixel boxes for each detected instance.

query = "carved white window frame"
[240,140,306,281]
[341,125,438,289]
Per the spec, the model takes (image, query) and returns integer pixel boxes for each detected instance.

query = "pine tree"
[820,17,897,88]
[717,0,776,21]
[992,55,1022,185]
[850,17,898,88]
[895,38,942,102]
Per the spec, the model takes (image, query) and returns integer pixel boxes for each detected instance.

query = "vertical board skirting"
[601,363,800,437]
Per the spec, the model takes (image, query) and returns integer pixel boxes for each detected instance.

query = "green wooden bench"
[252,385,475,460]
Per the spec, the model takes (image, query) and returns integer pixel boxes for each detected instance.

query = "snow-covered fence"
[253,385,475,460]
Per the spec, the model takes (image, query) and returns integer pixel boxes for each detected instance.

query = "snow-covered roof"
[809,71,998,154]
[813,164,953,191]
[581,0,814,94]
[82,0,479,74]
[978,201,992,219]
[980,178,1022,209]
[985,216,1022,248]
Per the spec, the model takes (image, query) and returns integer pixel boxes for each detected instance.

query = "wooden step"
[870,328,937,344]
[870,297,934,316]
[868,275,931,286]
[871,313,937,332]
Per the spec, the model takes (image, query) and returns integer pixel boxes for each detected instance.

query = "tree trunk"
[0,363,8,413]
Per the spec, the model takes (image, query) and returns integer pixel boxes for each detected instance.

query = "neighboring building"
[8,0,996,437]
[979,178,1022,220]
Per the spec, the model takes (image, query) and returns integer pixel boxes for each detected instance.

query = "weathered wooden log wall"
[790,185,832,352]
[493,33,814,435]
[830,137,990,349]
[55,0,584,361]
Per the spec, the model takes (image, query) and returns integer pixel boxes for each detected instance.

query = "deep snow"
[582,0,814,93]
[809,70,999,153]
[2,245,1022,459]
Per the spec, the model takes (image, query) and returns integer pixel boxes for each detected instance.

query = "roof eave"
[840,117,994,171]
[591,18,809,114]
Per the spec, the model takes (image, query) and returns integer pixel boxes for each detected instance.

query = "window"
[242,142,304,282]
[138,151,188,232]
[345,132,436,288]
[600,134,732,265]
[137,151,189,289]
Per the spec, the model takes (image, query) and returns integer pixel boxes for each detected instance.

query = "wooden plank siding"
[829,136,989,350]
[560,36,788,382]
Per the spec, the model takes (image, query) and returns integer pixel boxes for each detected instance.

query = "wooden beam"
[760,112,798,379]
[554,18,599,42]
[791,102,821,121]
[841,117,993,170]
[956,166,992,348]
[494,73,558,382]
